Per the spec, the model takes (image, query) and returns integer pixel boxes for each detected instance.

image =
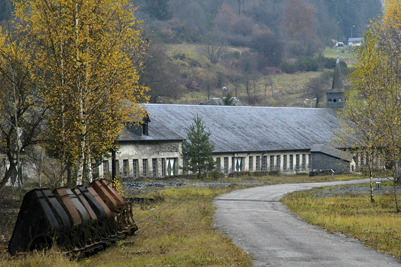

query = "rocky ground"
[123,180,262,195]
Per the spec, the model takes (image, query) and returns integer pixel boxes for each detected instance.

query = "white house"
[348,37,364,47]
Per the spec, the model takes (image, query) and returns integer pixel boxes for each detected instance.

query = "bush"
[227,34,251,47]
[340,60,347,69]
[317,54,336,69]
[221,50,241,60]
[280,61,297,74]
[250,31,284,67]
[296,57,318,72]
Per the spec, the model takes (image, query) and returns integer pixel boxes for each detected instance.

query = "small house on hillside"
[348,37,363,47]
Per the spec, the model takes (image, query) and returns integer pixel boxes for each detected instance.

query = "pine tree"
[182,115,215,179]
[144,0,172,21]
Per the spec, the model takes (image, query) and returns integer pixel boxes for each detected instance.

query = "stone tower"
[326,55,345,108]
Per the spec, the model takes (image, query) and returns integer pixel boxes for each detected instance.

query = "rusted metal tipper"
[8,179,138,257]
[91,179,138,235]
[8,189,66,255]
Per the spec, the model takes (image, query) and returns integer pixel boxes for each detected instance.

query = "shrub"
[227,34,251,47]
[280,61,297,74]
[296,57,318,71]
[317,54,336,69]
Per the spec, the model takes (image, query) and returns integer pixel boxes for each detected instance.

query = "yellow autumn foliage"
[338,0,401,211]
[11,0,149,185]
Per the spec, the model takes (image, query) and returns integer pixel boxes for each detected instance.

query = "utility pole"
[351,25,355,38]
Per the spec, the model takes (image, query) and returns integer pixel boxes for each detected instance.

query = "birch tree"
[339,1,401,210]
[14,0,148,186]
[0,26,46,189]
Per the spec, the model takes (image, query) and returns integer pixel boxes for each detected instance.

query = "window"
[133,159,138,177]
[256,156,261,171]
[308,154,311,169]
[235,158,243,171]
[152,158,158,177]
[93,165,99,179]
[216,158,221,171]
[262,156,267,170]
[166,158,176,176]
[224,157,229,174]
[269,155,274,170]
[276,155,281,170]
[283,155,287,171]
[103,160,109,177]
[123,159,129,177]
[302,154,306,170]
[249,156,253,171]
[115,160,120,174]
[162,158,166,176]
[295,154,300,170]
[142,159,148,177]
[289,155,293,170]
[231,157,235,172]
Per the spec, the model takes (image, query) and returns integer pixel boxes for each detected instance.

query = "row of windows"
[102,154,311,177]
[215,154,311,174]
[103,158,177,178]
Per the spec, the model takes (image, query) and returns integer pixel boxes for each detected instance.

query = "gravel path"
[213,179,401,267]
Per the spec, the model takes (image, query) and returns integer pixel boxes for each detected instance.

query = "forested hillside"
[0,0,382,106]
[134,0,381,46]
[133,0,381,106]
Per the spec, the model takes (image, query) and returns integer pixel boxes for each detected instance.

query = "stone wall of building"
[311,152,350,174]
[98,141,182,179]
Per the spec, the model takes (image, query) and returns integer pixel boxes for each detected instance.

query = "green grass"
[281,185,401,259]
[322,46,357,67]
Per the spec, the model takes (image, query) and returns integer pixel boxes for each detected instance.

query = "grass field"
[323,46,357,67]
[0,173,368,266]
[281,181,401,259]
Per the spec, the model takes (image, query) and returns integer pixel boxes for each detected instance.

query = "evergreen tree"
[221,92,235,105]
[182,115,215,179]
[144,0,172,21]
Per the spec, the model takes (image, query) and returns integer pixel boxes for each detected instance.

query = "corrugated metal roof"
[311,144,353,161]
[120,104,341,153]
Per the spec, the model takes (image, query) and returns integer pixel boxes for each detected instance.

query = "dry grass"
[79,186,252,267]
[0,173,366,266]
[281,184,401,259]
[0,249,79,267]
[0,186,252,267]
